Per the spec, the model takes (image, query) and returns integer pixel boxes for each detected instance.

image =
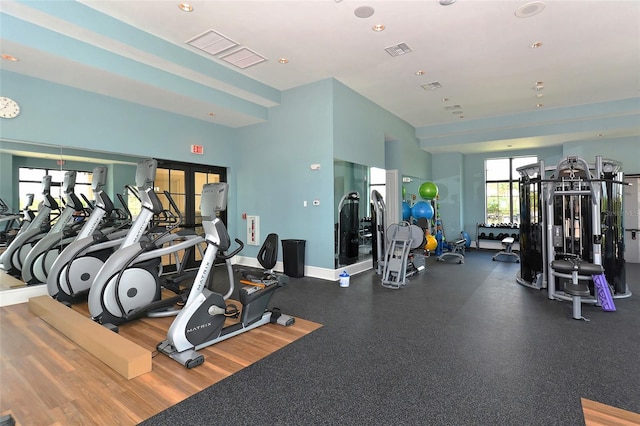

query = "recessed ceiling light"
[372,24,385,32]
[1,54,19,61]
[536,103,544,107]
[415,70,425,76]
[536,93,544,98]
[459,115,464,119]
[278,58,289,64]
[439,0,456,5]
[515,1,545,18]
[442,98,449,102]
[178,3,193,12]
[596,133,603,137]
[507,145,513,148]
[208,112,216,117]
[354,6,375,18]
[530,41,543,48]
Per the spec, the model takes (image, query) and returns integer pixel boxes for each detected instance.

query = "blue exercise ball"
[411,201,434,220]
[402,201,411,221]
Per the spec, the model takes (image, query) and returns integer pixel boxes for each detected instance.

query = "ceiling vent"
[187,29,239,56]
[444,104,462,110]
[219,47,267,69]
[422,81,443,90]
[187,29,267,69]
[385,43,412,57]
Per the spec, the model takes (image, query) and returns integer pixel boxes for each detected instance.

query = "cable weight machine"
[516,155,630,305]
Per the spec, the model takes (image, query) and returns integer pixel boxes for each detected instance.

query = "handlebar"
[218,238,244,260]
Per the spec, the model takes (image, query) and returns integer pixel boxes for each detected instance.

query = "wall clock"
[0,97,20,118]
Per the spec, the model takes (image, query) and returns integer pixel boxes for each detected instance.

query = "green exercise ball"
[419,182,439,200]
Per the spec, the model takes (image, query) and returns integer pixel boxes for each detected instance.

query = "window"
[485,156,537,225]
[369,167,386,202]
[18,167,94,210]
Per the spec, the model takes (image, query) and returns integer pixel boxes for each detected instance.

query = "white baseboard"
[233,256,372,281]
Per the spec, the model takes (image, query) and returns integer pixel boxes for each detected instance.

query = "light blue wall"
[0,71,236,163]
[0,152,15,210]
[332,80,430,179]
[2,70,638,274]
[563,137,640,174]
[235,79,335,268]
[432,153,464,237]
[1,70,240,237]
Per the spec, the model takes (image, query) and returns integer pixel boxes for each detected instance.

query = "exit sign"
[191,144,204,155]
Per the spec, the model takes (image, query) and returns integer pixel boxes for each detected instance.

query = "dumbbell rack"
[476,223,520,250]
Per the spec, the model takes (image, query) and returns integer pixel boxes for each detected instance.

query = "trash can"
[282,239,306,278]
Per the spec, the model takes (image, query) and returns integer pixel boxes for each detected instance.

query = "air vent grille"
[385,43,412,57]
[422,81,443,90]
[219,47,267,69]
[187,29,239,56]
[187,29,268,69]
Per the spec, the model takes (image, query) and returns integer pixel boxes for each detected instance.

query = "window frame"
[484,156,537,225]
[18,167,94,210]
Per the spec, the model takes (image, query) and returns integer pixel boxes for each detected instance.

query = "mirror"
[334,159,382,269]
[0,139,143,300]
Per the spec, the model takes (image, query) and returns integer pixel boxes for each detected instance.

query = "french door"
[154,160,227,271]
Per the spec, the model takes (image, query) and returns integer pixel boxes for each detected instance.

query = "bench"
[436,238,466,264]
[492,236,519,262]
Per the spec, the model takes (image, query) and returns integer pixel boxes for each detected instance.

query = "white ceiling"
[1,0,639,154]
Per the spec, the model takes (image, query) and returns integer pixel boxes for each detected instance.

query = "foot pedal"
[277,314,295,326]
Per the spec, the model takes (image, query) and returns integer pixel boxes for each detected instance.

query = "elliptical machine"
[22,170,90,284]
[47,159,161,304]
[1,175,59,277]
[87,171,206,327]
[157,182,291,369]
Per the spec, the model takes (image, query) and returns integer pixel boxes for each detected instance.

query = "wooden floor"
[0,268,26,291]
[582,398,640,426]
[0,299,322,425]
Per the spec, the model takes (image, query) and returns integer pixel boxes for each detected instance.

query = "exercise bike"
[157,183,292,369]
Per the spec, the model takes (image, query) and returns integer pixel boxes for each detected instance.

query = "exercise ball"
[462,231,472,247]
[425,234,438,251]
[402,201,411,221]
[419,182,439,200]
[411,201,434,220]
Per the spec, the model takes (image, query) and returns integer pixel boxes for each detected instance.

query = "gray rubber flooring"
[142,249,640,425]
